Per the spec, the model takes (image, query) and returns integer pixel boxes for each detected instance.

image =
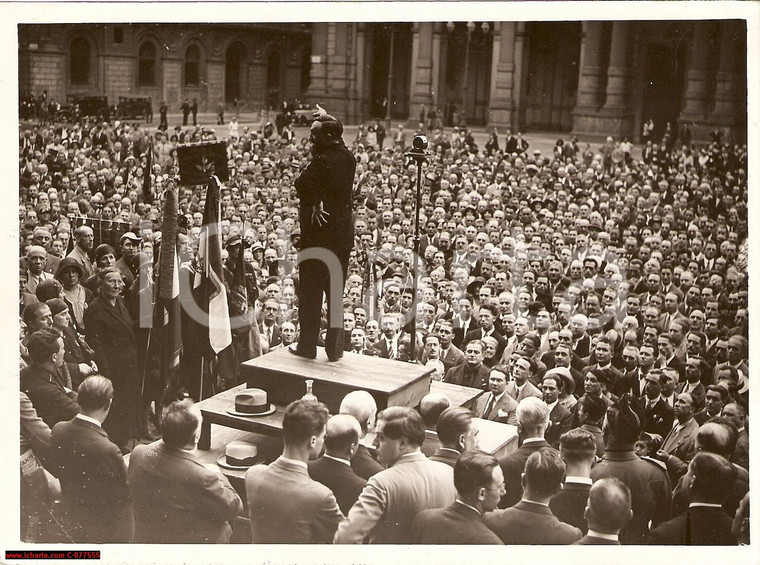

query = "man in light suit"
[51,376,132,543]
[574,478,632,545]
[335,406,456,544]
[505,356,543,403]
[412,451,504,544]
[655,392,699,482]
[496,397,557,509]
[474,367,518,425]
[129,399,243,543]
[485,448,582,544]
[246,400,343,543]
[308,414,367,515]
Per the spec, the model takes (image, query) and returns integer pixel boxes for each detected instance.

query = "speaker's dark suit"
[294,140,356,359]
[308,455,367,515]
[51,417,133,543]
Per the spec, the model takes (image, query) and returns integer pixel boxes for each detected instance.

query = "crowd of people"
[18,101,749,545]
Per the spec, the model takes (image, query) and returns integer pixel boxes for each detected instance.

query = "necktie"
[389,341,395,359]
[268,327,273,345]
[483,394,495,418]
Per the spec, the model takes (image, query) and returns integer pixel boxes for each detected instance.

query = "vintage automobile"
[116,96,151,120]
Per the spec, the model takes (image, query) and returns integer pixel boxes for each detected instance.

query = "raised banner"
[176,141,229,186]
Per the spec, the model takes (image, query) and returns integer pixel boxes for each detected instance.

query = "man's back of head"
[339,390,377,438]
[161,399,202,450]
[687,452,737,505]
[516,397,549,439]
[559,428,596,471]
[419,393,451,429]
[585,478,632,535]
[76,375,113,418]
[454,450,502,512]
[436,407,476,453]
[696,420,737,459]
[283,399,330,449]
[324,414,361,460]
[523,448,566,501]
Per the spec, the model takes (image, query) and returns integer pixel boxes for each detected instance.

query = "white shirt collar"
[565,476,592,485]
[323,454,351,467]
[522,437,545,445]
[546,400,558,412]
[689,502,723,508]
[75,413,102,427]
[455,499,482,516]
[586,530,619,541]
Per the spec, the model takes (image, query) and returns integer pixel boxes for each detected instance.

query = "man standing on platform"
[291,113,356,362]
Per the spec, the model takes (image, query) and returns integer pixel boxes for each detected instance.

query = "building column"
[680,21,714,124]
[485,22,516,129]
[575,22,604,109]
[306,23,329,100]
[407,23,435,127]
[709,20,743,140]
[574,21,635,138]
[572,22,607,135]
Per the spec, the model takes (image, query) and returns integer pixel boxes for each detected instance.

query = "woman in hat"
[55,257,93,334]
[46,297,96,389]
[84,267,142,449]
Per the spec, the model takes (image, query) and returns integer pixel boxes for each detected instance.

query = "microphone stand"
[406,138,430,362]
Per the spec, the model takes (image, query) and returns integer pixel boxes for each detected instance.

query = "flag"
[143,140,153,205]
[228,240,249,319]
[157,186,182,391]
[193,176,232,354]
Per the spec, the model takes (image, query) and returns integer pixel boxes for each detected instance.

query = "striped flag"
[157,186,182,391]
[193,176,232,354]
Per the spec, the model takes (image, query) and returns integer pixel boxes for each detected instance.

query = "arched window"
[185,45,200,87]
[70,37,90,85]
[138,41,156,87]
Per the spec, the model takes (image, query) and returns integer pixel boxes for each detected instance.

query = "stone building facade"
[19,21,747,142]
[19,23,311,113]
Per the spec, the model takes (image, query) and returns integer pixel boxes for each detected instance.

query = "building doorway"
[225,42,246,105]
[641,42,687,141]
[368,23,412,121]
[522,22,581,131]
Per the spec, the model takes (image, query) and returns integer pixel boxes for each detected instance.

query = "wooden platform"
[241,346,433,414]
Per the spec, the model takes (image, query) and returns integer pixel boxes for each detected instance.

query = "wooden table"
[197,384,283,450]
[197,380,486,451]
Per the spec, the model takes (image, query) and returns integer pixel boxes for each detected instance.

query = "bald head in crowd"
[339,390,377,438]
